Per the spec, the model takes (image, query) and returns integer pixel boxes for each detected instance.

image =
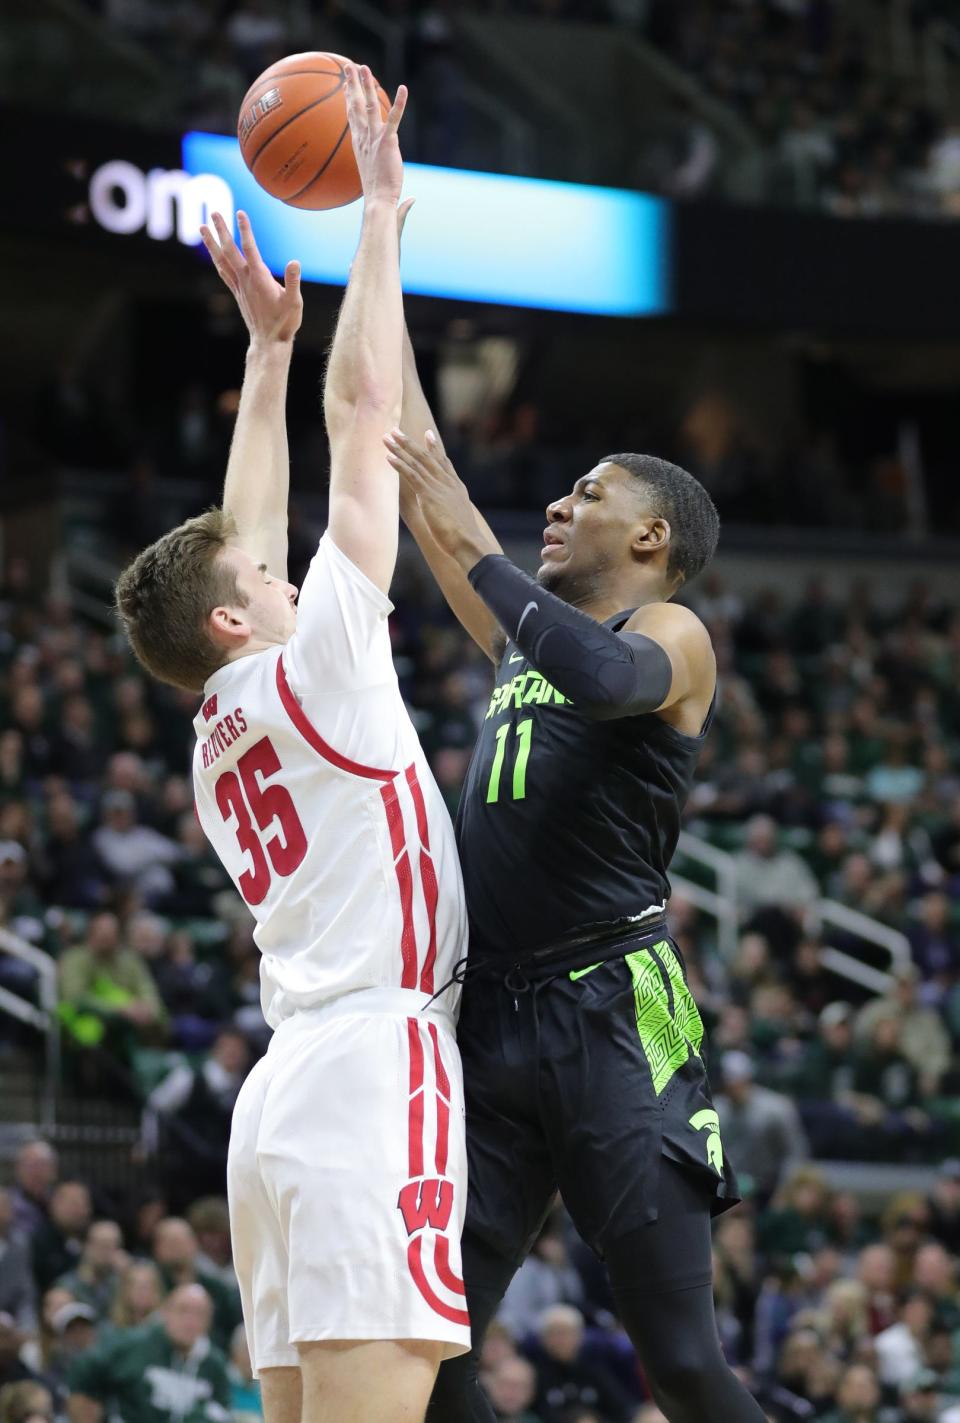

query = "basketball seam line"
[240,66,343,105]
[288,119,352,202]
[248,76,346,169]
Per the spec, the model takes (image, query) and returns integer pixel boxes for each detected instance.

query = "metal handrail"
[0,928,60,1129]
[676,831,740,964]
[673,832,912,997]
[811,898,912,976]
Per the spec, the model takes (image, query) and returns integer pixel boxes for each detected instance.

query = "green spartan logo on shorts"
[689,1109,724,1174]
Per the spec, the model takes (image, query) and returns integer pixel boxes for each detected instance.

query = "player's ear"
[631,516,671,558]
[208,605,252,650]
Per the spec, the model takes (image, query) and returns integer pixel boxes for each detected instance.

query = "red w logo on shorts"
[397,1178,454,1236]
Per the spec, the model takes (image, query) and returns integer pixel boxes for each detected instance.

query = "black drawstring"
[421,954,472,1011]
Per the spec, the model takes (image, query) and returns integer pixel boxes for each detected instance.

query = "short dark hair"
[600,452,719,586]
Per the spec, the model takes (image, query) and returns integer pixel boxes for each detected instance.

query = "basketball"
[237,52,390,211]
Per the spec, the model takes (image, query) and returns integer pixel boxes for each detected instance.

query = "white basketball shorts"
[227,988,471,1373]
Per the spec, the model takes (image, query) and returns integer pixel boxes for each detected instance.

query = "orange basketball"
[237,52,390,210]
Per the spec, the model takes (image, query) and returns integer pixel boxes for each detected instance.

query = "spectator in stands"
[874,1291,935,1388]
[898,1370,942,1423]
[0,1380,54,1423]
[498,1211,584,1340]
[732,815,821,914]
[926,1159,960,1255]
[527,1305,635,1423]
[31,1182,91,1293]
[143,1030,250,1208]
[46,1302,98,1399]
[0,1317,37,1389]
[66,1283,230,1423]
[150,1219,240,1352]
[91,791,179,906]
[758,1165,833,1261]
[227,1325,260,1423]
[821,1363,885,1423]
[109,1261,165,1331]
[856,1244,898,1336]
[58,911,167,1058]
[0,1191,36,1333]
[485,1355,542,1423]
[54,1221,125,1321]
[910,1243,960,1331]
[37,795,106,910]
[185,1200,234,1288]
[849,1017,936,1157]
[714,1050,810,1202]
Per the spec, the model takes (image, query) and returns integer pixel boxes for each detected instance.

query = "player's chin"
[536,561,567,594]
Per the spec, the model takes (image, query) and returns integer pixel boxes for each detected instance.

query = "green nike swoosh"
[508,652,525,664]
[569,962,602,981]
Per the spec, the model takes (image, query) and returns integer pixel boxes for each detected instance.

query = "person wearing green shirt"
[151,1220,240,1355]
[58,911,166,1055]
[66,1284,230,1423]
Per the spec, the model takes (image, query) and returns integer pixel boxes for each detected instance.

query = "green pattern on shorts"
[625,941,704,1097]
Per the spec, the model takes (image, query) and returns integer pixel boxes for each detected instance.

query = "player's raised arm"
[384,432,715,720]
[200,210,302,580]
[322,65,408,594]
[397,308,503,661]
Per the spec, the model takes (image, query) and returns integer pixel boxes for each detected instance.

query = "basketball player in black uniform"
[385,341,765,1423]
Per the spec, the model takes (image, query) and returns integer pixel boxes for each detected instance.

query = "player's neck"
[571,576,669,623]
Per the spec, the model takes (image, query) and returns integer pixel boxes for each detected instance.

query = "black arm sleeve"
[467,554,673,720]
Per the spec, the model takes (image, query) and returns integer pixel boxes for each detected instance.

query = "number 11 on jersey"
[486,719,534,803]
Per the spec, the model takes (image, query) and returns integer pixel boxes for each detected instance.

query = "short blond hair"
[115,509,244,693]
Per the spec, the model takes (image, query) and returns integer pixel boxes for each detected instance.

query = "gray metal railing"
[0,928,60,1130]
[672,831,909,997]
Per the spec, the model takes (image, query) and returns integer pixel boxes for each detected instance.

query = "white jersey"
[192,534,468,1029]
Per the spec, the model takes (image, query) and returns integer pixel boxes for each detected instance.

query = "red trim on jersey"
[434,1235,467,1297]
[407,1017,425,1179]
[407,1237,471,1327]
[405,764,439,994]
[382,782,419,990]
[276,653,395,781]
[277,651,425,988]
[428,1022,451,1176]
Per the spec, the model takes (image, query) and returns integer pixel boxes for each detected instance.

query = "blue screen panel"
[182,131,671,317]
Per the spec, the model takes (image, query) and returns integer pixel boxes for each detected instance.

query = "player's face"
[539,462,645,603]
[220,547,299,645]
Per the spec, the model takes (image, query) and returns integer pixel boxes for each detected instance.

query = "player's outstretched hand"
[384,428,500,567]
[199,210,302,345]
[344,62,407,207]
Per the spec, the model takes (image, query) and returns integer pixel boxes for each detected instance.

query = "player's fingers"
[360,65,380,120]
[211,211,245,277]
[385,448,425,488]
[384,84,408,137]
[342,63,365,139]
[284,260,301,301]
[199,226,239,293]
[236,210,267,271]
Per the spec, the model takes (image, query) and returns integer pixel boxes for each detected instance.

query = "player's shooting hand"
[199,210,302,345]
[343,63,407,207]
[385,428,500,567]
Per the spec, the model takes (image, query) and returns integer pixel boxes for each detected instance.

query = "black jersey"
[455,610,713,966]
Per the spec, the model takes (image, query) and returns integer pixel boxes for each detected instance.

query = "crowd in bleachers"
[1,527,959,1419]
[74,0,960,216]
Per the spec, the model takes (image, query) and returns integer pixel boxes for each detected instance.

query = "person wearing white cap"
[714,1052,809,1204]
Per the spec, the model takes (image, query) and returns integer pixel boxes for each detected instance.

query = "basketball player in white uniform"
[114,66,469,1423]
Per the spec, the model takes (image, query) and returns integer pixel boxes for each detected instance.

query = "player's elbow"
[325,385,400,438]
